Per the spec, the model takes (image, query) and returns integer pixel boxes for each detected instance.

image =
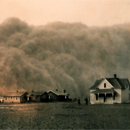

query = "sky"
[0,0,130,27]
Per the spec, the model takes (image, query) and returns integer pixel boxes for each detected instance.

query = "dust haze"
[0,17,130,98]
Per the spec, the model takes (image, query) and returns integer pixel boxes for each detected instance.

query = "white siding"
[98,79,113,89]
[4,96,21,103]
[90,89,96,104]
[113,89,121,103]
[90,89,121,104]
[121,87,129,103]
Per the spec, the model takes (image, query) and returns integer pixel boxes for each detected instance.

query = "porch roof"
[91,89,116,94]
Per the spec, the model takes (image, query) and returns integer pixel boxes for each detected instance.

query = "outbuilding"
[47,90,69,101]
[3,91,28,103]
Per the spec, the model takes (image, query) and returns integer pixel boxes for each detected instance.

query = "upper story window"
[104,83,106,88]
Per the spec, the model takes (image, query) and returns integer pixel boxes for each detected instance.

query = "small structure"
[26,91,46,102]
[47,89,69,101]
[41,92,49,102]
[0,95,4,103]
[3,91,28,103]
[90,74,130,104]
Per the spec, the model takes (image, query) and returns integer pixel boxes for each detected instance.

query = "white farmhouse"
[90,74,130,104]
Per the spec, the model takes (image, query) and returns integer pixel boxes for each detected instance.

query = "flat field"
[0,102,130,129]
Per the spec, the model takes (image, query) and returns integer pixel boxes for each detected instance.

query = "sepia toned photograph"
[0,0,130,129]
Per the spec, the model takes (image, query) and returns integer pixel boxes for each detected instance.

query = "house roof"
[48,90,69,96]
[90,79,104,89]
[4,91,27,97]
[26,92,46,96]
[90,77,129,90]
[91,88,117,94]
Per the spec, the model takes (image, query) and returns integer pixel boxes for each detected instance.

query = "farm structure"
[3,91,28,103]
[26,91,48,102]
[90,74,130,104]
[47,90,69,101]
[0,95,4,103]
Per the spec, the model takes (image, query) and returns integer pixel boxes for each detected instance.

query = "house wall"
[35,96,41,102]
[0,96,4,103]
[58,95,66,101]
[90,89,97,104]
[98,79,113,89]
[4,93,27,103]
[20,94,27,103]
[41,93,49,102]
[121,86,129,103]
[113,89,121,103]
[90,89,121,104]
[4,96,21,103]
[48,92,59,101]
[29,96,35,101]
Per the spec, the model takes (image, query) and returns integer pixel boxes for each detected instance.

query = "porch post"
[98,93,99,103]
[112,93,113,104]
[27,96,29,101]
[105,93,106,103]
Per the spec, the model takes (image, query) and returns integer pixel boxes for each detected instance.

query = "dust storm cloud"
[0,17,130,98]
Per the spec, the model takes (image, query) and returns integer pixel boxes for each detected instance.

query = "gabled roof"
[27,92,46,96]
[90,77,129,90]
[90,79,104,89]
[4,91,27,97]
[106,78,121,89]
[48,90,69,96]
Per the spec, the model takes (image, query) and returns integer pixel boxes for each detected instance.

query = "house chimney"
[56,89,58,91]
[114,74,117,78]
[32,90,34,93]
[64,90,66,93]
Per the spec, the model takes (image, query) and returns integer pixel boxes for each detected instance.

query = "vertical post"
[112,93,114,104]
[27,96,29,101]
[98,93,99,103]
[105,93,106,103]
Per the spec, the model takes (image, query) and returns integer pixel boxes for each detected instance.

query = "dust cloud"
[0,17,130,98]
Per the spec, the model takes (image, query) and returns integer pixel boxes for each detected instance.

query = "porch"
[91,88,117,104]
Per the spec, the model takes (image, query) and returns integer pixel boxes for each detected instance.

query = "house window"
[104,83,106,88]
[11,97,12,99]
[5,97,7,100]
[16,97,17,100]
[96,94,98,100]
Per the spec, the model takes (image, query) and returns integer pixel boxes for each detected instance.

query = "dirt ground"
[0,102,130,129]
